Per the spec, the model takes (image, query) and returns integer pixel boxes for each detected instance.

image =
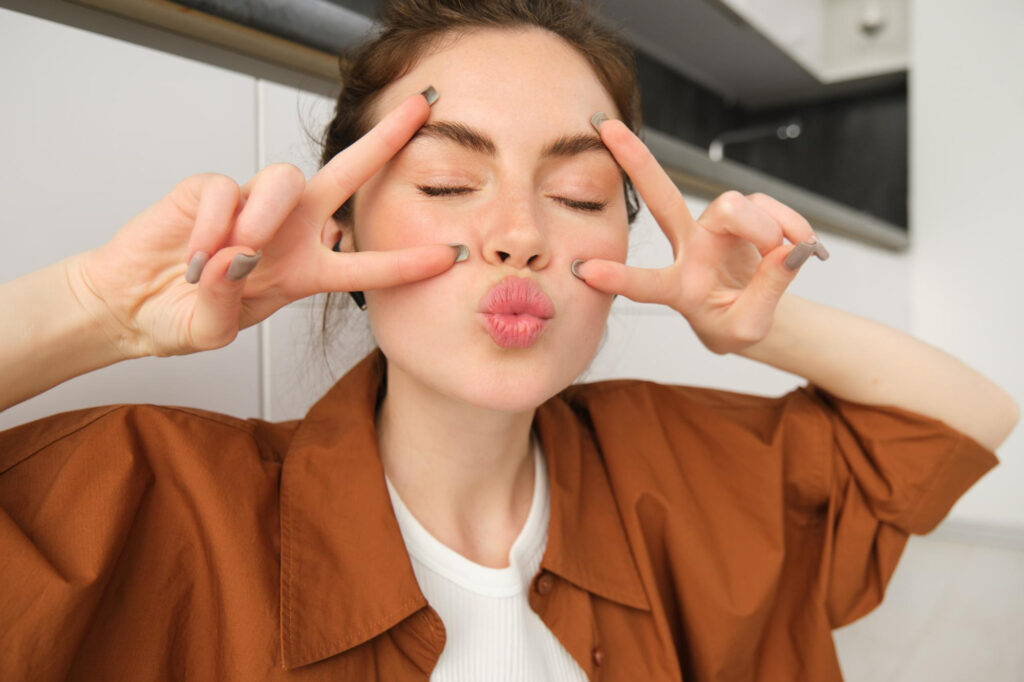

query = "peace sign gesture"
[73,88,461,359]
[574,114,829,356]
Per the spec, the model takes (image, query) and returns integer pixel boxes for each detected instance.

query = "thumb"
[314,243,463,293]
[728,241,807,332]
[190,247,262,350]
[574,258,675,305]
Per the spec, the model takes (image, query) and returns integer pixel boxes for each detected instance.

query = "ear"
[322,215,357,253]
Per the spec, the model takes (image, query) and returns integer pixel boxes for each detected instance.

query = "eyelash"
[416,185,607,213]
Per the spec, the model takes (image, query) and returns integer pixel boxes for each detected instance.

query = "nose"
[480,197,551,270]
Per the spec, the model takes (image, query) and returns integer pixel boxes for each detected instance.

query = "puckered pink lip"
[478,276,556,349]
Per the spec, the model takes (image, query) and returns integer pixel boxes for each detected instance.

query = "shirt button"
[534,571,554,595]
[593,646,605,666]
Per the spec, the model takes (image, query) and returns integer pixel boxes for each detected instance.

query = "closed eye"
[417,185,473,197]
[555,197,607,212]
[416,185,607,213]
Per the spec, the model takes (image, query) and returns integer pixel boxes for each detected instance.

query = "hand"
[70,89,459,359]
[575,115,829,355]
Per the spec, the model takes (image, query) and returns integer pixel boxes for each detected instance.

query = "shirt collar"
[279,351,650,670]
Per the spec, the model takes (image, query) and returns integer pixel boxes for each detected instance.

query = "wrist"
[0,254,143,411]
[734,293,808,368]
[64,251,149,362]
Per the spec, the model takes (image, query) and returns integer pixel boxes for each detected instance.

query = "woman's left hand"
[576,115,829,355]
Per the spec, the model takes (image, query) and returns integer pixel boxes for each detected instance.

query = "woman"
[0,0,1016,680]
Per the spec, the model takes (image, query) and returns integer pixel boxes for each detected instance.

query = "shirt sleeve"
[791,383,1000,627]
[589,378,1001,627]
[0,405,155,681]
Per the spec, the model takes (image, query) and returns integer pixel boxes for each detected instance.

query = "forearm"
[738,293,1020,452]
[0,253,137,412]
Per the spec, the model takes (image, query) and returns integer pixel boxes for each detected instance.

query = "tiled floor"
[833,530,1024,681]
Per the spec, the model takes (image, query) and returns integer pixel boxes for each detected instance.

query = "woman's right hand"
[69,89,455,359]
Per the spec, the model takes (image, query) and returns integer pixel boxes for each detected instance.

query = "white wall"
[1,2,1021,679]
[907,0,1024,530]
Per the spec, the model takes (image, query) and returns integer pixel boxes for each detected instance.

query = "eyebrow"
[409,120,612,160]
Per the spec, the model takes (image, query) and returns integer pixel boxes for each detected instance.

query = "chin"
[373,296,608,413]
[383,339,594,414]
[453,361,576,413]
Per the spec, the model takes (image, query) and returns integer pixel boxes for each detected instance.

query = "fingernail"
[421,85,439,106]
[226,251,262,281]
[784,242,815,271]
[185,251,209,284]
[590,112,608,132]
[812,238,830,261]
[449,243,469,263]
[570,259,586,281]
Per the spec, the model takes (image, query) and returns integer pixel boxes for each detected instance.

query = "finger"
[574,258,678,305]
[746,193,827,259]
[230,162,306,248]
[697,191,784,256]
[190,247,262,349]
[726,243,802,341]
[181,174,241,283]
[675,232,719,313]
[592,116,695,253]
[302,88,435,224]
[311,243,460,293]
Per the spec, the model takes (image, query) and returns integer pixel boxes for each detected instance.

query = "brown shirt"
[0,351,999,681]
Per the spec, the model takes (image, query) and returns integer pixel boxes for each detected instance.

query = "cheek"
[355,194,469,251]
[561,221,629,263]
[602,229,630,261]
[351,171,438,249]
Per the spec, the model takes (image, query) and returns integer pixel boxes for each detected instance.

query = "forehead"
[369,27,621,142]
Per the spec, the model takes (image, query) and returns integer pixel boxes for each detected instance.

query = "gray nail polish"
[812,239,830,261]
[449,243,469,263]
[421,85,439,106]
[226,251,262,281]
[590,112,608,132]
[185,251,209,284]
[570,259,586,281]
[784,242,814,271]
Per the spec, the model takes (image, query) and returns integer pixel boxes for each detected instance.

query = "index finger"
[311,243,461,294]
[301,86,438,223]
[591,114,695,255]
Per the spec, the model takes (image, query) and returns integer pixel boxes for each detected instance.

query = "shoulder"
[558,377,827,440]
[0,403,298,476]
[561,376,811,409]
[552,378,836,516]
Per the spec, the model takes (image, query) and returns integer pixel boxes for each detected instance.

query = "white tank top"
[384,443,588,681]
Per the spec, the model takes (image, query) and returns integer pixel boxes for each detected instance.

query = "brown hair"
[315,0,643,355]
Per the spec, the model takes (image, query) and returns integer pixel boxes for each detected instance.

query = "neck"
[377,360,538,568]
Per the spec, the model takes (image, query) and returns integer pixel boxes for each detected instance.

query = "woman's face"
[350,27,629,412]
